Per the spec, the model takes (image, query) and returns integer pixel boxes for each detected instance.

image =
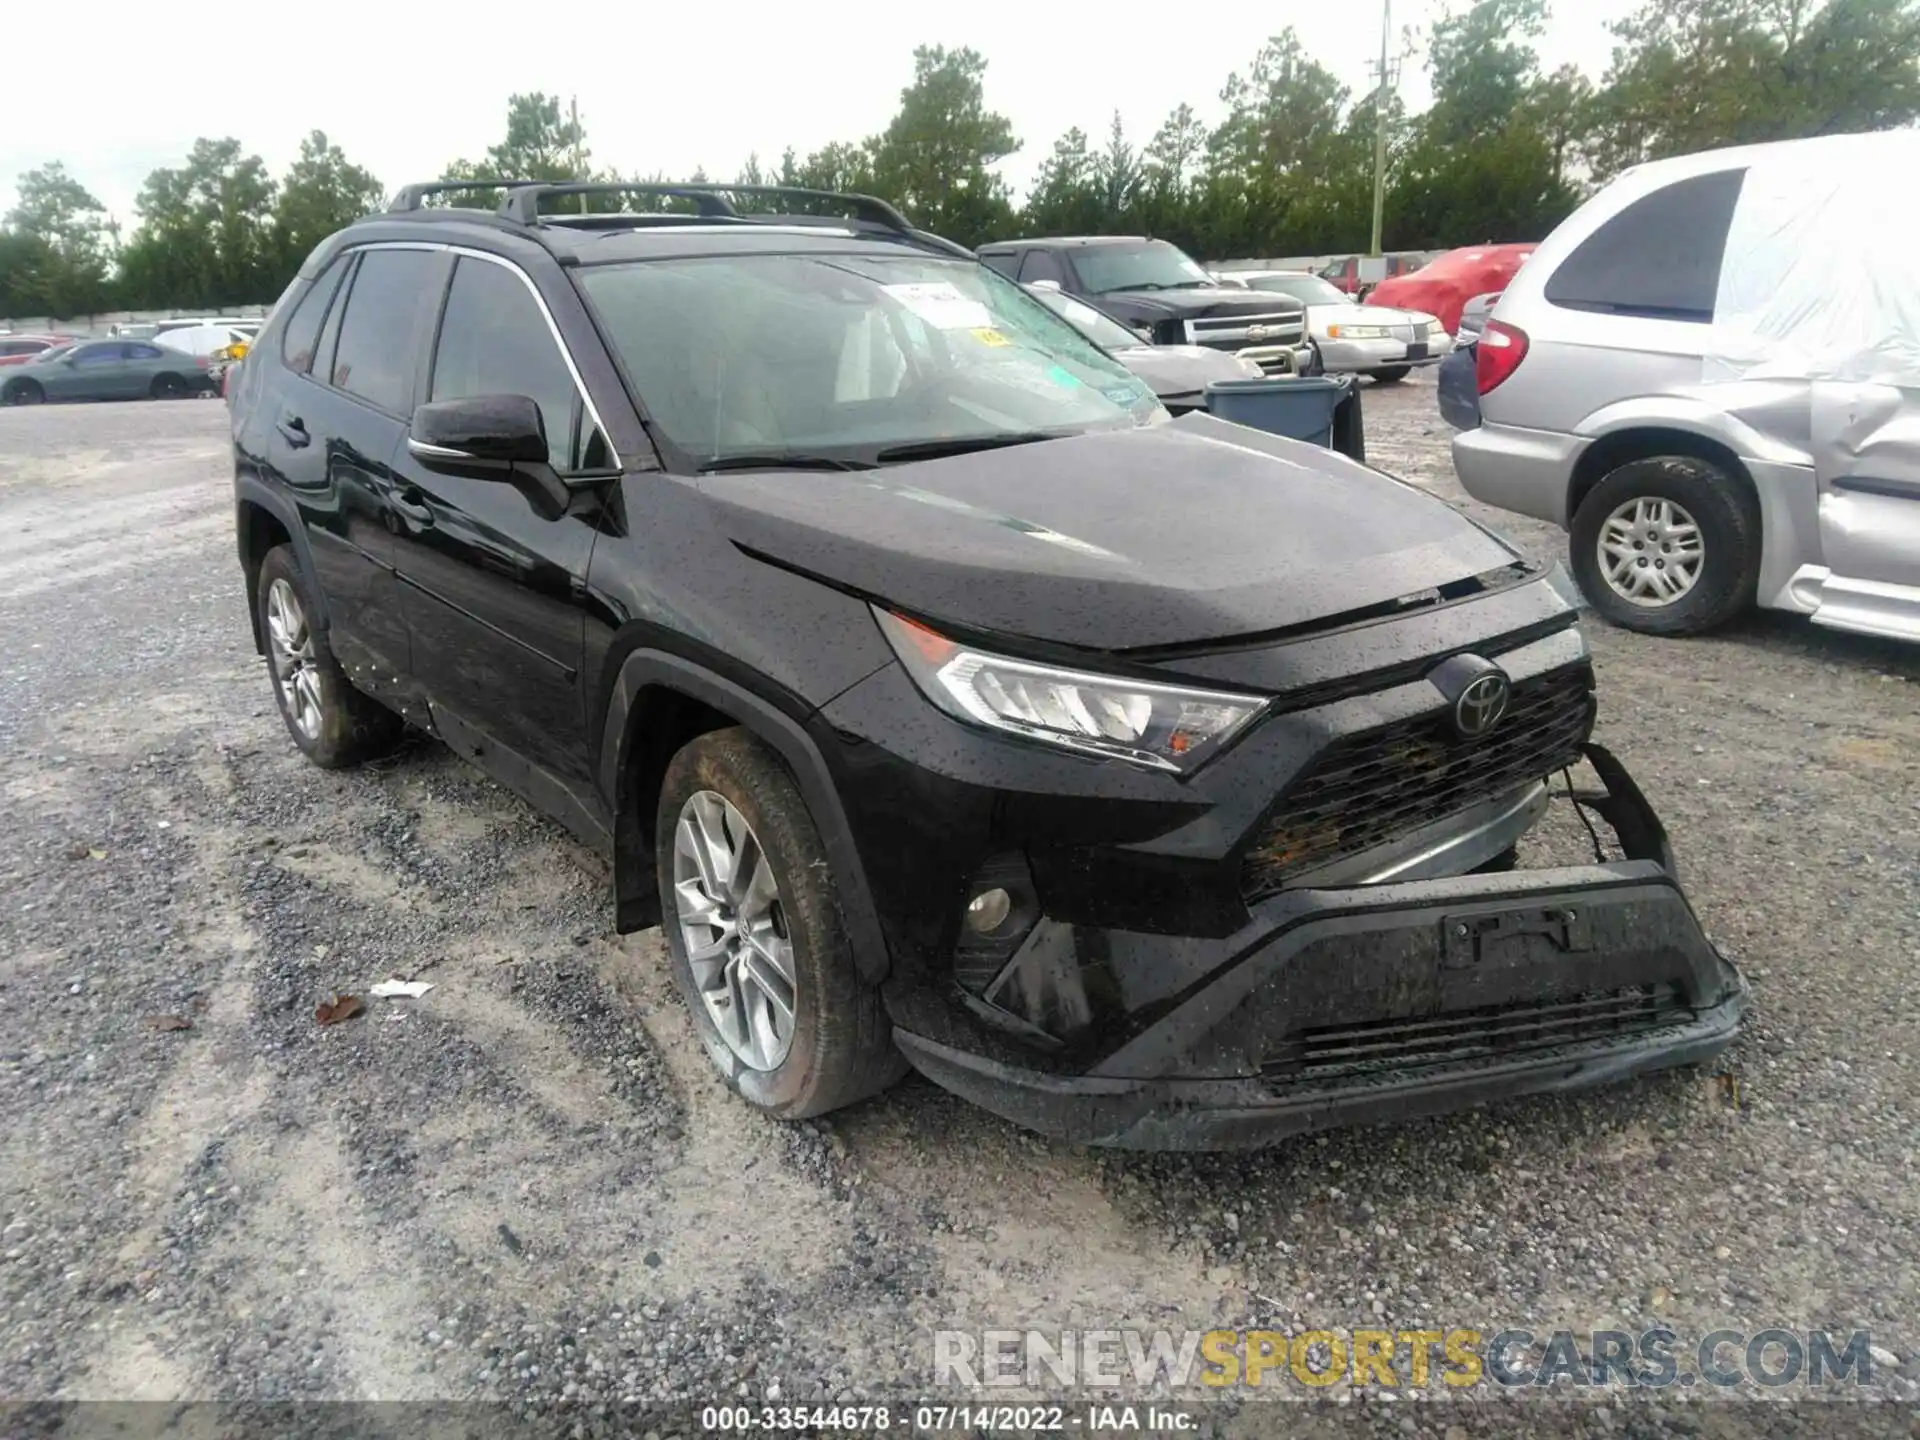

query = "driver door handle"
[392,486,435,525]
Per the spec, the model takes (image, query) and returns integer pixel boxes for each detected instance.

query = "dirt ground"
[2,379,1917,1435]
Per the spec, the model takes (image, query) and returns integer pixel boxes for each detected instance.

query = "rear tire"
[1569,456,1761,636]
[1371,366,1411,384]
[3,379,44,406]
[656,727,904,1120]
[256,545,403,768]
[151,373,188,400]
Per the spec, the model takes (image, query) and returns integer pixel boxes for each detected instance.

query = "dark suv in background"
[978,236,1314,377]
[229,181,1743,1148]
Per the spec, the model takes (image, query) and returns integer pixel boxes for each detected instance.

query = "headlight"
[1327,324,1393,340]
[875,609,1266,774]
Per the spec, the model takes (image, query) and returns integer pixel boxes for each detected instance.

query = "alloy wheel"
[672,790,797,1071]
[1596,496,1705,607]
[265,578,323,741]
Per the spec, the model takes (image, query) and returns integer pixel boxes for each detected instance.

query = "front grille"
[1261,984,1691,1084]
[1241,665,1595,899]
[1187,311,1305,351]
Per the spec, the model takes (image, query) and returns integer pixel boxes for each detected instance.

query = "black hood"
[1092,288,1306,322]
[695,413,1521,653]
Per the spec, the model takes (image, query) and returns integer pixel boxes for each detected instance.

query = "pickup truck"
[978,236,1314,377]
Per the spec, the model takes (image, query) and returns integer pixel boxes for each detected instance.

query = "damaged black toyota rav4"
[229,182,1744,1149]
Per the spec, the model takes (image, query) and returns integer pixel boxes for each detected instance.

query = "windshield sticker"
[882,282,993,331]
[970,327,1011,347]
[1046,364,1084,390]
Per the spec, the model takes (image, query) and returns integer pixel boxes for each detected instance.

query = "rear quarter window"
[1544,167,1748,323]
[280,258,349,374]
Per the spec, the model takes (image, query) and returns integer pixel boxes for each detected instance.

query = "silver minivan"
[1452,132,1920,643]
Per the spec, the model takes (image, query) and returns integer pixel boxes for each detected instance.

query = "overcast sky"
[6,0,1641,227]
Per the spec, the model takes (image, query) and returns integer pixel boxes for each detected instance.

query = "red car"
[1317,253,1427,298]
[1366,243,1538,334]
[0,334,75,367]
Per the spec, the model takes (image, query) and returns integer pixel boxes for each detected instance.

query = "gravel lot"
[2,381,1917,1434]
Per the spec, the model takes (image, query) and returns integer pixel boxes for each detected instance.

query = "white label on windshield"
[883,282,993,331]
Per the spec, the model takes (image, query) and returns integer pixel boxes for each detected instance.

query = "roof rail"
[497,181,915,233]
[387,180,546,213]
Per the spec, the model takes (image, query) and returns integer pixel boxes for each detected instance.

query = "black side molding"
[597,649,892,983]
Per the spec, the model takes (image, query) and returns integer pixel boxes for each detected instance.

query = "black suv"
[978,236,1314,376]
[230,181,1744,1149]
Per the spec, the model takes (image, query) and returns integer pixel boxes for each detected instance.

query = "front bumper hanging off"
[893,745,1747,1150]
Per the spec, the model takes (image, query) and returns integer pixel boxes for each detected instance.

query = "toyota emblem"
[1454,673,1511,739]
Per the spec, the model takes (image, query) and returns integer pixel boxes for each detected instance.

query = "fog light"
[965,887,1012,934]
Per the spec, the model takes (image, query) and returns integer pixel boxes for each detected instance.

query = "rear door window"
[1545,168,1747,323]
[1017,250,1066,286]
[978,250,1021,280]
[328,248,437,413]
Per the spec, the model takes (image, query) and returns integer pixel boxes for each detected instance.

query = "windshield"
[1246,274,1349,306]
[32,343,74,364]
[1070,241,1213,295]
[577,253,1163,468]
[1027,287,1142,351]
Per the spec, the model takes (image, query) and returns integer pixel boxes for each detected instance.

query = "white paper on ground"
[369,978,435,999]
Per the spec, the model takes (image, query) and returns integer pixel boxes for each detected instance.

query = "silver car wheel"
[1597,496,1705,607]
[673,790,797,1072]
[265,577,323,740]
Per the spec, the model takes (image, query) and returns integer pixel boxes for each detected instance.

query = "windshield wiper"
[1104,282,1175,293]
[873,433,1060,465]
[697,452,875,474]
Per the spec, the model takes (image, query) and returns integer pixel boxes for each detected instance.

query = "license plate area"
[1406,341,1430,361]
[1442,904,1595,970]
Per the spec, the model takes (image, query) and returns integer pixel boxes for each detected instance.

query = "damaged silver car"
[1452,130,1920,644]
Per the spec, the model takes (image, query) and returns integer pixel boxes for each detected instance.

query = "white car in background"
[153,324,253,362]
[1024,284,1265,412]
[1216,270,1452,383]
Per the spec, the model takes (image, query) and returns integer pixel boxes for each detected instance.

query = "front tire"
[3,379,44,406]
[256,545,403,767]
[1569,456,1761,636]
[656,727,904,1119]
[151,373,189,400]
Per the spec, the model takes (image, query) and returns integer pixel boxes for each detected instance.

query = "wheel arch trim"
[1566,415,1765,527]
[234,476,325,653]
[599,648,891,984]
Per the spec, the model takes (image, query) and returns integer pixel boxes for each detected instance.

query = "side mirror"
[408,394,547,469]
[1027,278,1063,292]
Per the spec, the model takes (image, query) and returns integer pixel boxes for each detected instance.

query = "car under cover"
[698,411,1520,651]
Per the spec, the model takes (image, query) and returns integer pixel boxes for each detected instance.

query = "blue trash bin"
[1203,375,1351,449]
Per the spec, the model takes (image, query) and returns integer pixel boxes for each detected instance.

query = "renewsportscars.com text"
[933,1327,1884,1391]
